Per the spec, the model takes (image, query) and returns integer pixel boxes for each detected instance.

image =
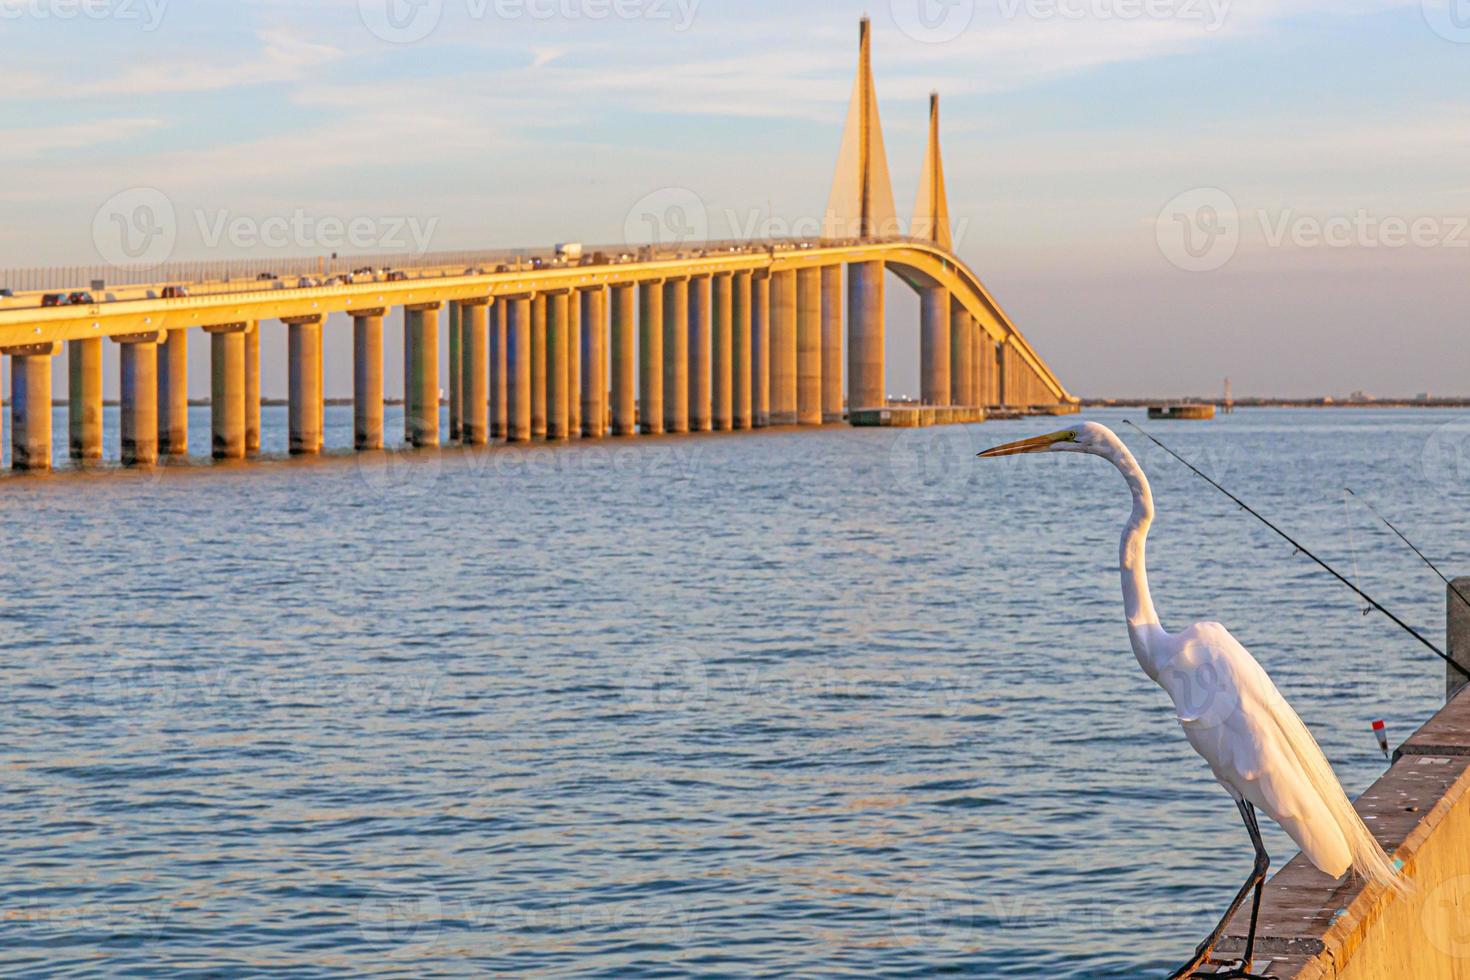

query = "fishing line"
[1122,420,1469,678]
[1345,487,1470,614]
[1341,490,1372,617]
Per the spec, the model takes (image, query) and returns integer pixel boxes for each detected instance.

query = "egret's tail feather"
[1269,697,1410,896]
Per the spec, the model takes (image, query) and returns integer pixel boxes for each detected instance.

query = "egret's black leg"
[1165,801,1276,980]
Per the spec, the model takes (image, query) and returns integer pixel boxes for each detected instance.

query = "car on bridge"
[162,286,189,299]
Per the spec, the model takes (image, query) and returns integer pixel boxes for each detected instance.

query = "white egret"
[978,422,1404,980]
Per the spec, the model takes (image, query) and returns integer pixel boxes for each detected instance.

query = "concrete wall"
[1207,683,1470,978]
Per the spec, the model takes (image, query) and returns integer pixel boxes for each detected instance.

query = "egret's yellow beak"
[977,430,1075,458]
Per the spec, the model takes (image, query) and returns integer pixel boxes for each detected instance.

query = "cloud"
[0,117,165,162]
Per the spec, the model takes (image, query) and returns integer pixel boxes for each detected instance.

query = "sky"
[4,0,1470,399]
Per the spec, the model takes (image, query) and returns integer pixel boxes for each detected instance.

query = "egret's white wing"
[1154,622,1399,889]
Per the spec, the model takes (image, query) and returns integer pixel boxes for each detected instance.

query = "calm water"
[4,408,1468,978]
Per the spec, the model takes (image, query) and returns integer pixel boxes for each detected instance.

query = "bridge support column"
[285,317,324,455]
[206,323,249,460]
[158,329,188,456]
[461,300,490,446]
[997,339,1012,408]
[406,303,441,447]
[506,296,533,442]
[950,304,971,406]
[546,291,571,441]
[970,321,983,408]
[353,310,386,451]
[490,303,508,440]
[531,294,548,439]
[640,281,664,435]
[663,278,689,434]
[7,343,57,471]
[115,332,164,467]
[821,265,843,423]
[732,272,752,430]
[847,260,885,412]
[770,269,797,425]
[751,273,770,428]
[245,323,260,454]
[567,290,582,438]
[796,267,822,425]
[978,336,997,407]
[712,273,733,431]
[68,337,103,461]
[689,275,712,432]
[581,287,607,438]
[609,285,636,436]
[448,301,462,443]
[921,286,951,407]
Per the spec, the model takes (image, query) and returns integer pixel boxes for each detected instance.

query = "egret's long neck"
[1105,441,1165,674]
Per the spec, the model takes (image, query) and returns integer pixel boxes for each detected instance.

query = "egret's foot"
[1193,959,1280,980]
[1164,942,1213,980]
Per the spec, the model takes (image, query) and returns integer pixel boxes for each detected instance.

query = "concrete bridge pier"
[663,278,689,434]
[711,273,733,431]
[489,303,508,440]
[448,300,462,443]
[821,265,843,423]
[158,329,189,457]
[546,291,571,441]
[531,294,548,439]
[405,303,441,448]
[847,261,885,411]
[461,299,490,447]
[997,339,1012,408]
[732,271,752,430]
[245,323,261,454]
[581,286,607,439]
[567,290,582,438]
[206,323,249,460]
[352,310,386,451]
[983,338,1000,407]
[505,296,533,443]
[689,275,712,432]
[751,273,770,428]
[285,316,324,455]
[7,343,57,471]
[639,281,664,435]
[920,286,951,407]
[68,338,103,461]
[115,332,164,467]
[951,306,974,406]
[609,284,637,436]
[796,267,822,426]
[770,269,797,425]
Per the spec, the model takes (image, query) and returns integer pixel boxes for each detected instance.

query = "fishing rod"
[1345,487,1470,613]
[1122,420,1470,678]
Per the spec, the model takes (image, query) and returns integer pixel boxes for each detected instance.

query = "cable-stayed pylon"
[823,17,899,240]
[912,92,953,251]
